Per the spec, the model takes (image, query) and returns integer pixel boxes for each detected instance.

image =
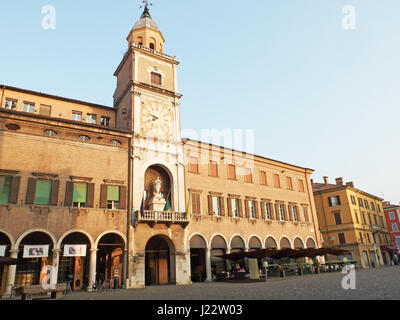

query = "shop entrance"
[0,232,11,295]
[59,233,91,291]
[16,232,54,288]
[190,235,207,282]
[145,235,175,286]
[97,233,125,289]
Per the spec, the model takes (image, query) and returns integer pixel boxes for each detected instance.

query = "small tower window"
[149,43,155,50]
[151,72,162,85]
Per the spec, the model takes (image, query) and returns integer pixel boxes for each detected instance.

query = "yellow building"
[313,177,392,269]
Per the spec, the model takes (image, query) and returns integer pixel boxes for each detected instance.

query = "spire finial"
[140,1,152,19]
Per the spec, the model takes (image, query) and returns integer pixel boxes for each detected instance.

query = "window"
[101,116,111,126]
[228,165,236,180]
[149,43,155,50]
[73,182,87,208]
[23,102,35,113]
[212,196,221,216]
[298,179,305,192]
[260,171,267,185]
[395,236,400,248]
[151,72,162,85]
[362,214,367,225]
[354,211,359,224]
[390,211,396,220]
[334,212,342,225]
[0,176,12,204]
[303,206,309,222]
[286,177,293,190]
[279,204,285,221]
[368,214,372,225]
[248,200,256,219]
[264,203,272,220]
[392,223,399,233]
[373,215,378,226]
[191,193,201,215]
[366,233,371,243]
[338,233,346,245]
[87,114,97,124]
[4,99,17,110]
[359,232,364,244]
[377,204,381,212]
[231,198,240,218]
[244,168,253,183]
[39,104,51,116]
[273,174,280,188]
[371,202,375,211]
[188,157,199,174]
[292,206,299,222]
[364,200,370,210]
[350,195,356,205]
[328,196,341,207]
[209,161,218,177]
[107,185,120,209]
[380,216,384,227]
[34,179,52,205]
[72,111,82,122]
[358,198,364,208]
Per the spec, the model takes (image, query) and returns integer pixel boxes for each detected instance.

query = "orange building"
[0,5,322,296]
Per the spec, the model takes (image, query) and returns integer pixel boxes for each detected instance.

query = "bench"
[20,283,67,300]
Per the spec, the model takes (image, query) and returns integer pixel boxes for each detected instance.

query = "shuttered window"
[151,72,162,85]
[189,157,199,173]
[303,207,309,222]
[228,165,236,180]
[279,204,285,221]
[273,174,280,188]
[39,104,51,116]
[264,203,272,220]
[209,161,218,177]
[286,177,293,190]
[244,168,252,183]
[260,171,267,185]
[338,233,346,245]
[73,183,87,208]
[298,179,304,192]
[292,206,299,222]
[191,193,201,215]
[0,176,12,204]
[34,179,52,205]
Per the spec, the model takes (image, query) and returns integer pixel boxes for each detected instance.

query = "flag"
[140,197,144,217]
[163,199,171,211]
[185,193,191,217]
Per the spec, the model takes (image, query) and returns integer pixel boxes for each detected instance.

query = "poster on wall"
[0,245,7,257]
[63,245,87,257]
[23,245,49,258]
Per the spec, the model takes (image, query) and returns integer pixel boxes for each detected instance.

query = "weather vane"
[140,0,152,10]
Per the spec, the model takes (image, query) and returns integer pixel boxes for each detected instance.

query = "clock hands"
[144,112,159,121]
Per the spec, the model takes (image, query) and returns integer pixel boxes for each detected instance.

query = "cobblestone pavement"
[60,267,400,300]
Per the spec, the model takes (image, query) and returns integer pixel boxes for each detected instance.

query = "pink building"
[382,202,400,260]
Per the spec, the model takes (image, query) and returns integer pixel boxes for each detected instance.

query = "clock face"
[142,102,172,139]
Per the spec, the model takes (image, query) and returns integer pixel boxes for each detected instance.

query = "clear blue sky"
[1,1,399,204]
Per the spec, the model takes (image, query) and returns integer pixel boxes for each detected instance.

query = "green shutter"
[34,179,52,205]
[0,176,12,204]
[107,186,120,201]
[73,183,87,203]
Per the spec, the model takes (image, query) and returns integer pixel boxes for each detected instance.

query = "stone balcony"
[136,210,189,228]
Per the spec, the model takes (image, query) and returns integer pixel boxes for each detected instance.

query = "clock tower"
[113,3,189,288]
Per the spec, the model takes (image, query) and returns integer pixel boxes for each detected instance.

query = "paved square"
[60,266,400,300]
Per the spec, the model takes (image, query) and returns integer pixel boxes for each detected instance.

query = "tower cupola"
[127,1,165,53]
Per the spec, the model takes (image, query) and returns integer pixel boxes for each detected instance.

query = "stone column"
[226,248,231,271]
[3,250,19,298]
[87,248,98,292]
[51,249,61,287]
[205,248,212,282]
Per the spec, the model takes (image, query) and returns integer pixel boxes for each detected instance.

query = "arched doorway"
[280,237,291,249]
[16,232,54,288]
[144,165,172,211]
[230,236,246,270]
[190,235,207,282]
[0,232,12,295]
[210,236,227,276]
[97,233,125,289]
[306,238,317,249]
[363,251,370,268]
[59,232,91,291]
[248,236,263,271]
[145,235,176,286]
[294,238,304,249]
[265,237,278,265]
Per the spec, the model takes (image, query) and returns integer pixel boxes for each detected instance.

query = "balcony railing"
[138,210,189,225]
